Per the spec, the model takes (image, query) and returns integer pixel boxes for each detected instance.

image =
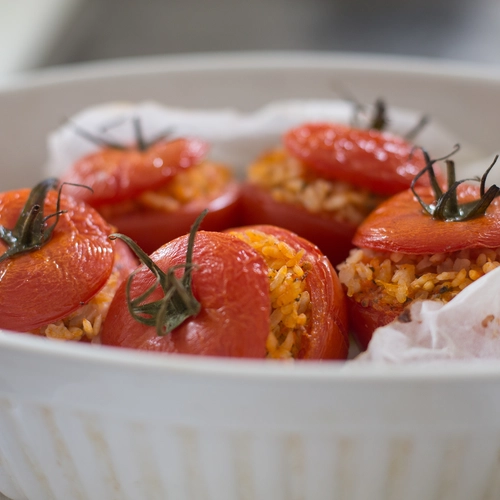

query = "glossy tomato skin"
[229,225,349,360]
[354,184,500,254]
[61,138,209,207]
[284,123,430,196]
[240,182,357,267]
[104,182,242,254]
[100,231,271,357]
[0,189,115,332]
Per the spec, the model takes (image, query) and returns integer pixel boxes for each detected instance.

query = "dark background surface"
[42,0,500,68]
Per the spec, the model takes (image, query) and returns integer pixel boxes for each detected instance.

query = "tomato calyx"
[72,116,171,152]
[0,178,67,263]
[350,98,389,131]
[109,210,208,335]
[412,146,500,222]
[350,97,429,139]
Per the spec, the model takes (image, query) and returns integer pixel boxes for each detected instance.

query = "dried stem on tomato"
[71,116,172,152]
[411,146,500,222]
[109,210,207,335]
[346,96,428,140]
[0,178,70,263]
[366,98,387,131]
[347,97,389,131]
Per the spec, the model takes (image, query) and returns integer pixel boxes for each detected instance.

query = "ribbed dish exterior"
[0,395,499,500]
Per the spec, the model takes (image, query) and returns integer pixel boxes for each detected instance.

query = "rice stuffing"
[230,228,312,359]
[338,247,500,309]
[100,161,233,218]
[31,263,123,342]
[247,149,384,225]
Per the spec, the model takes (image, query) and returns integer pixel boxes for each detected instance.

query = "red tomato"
[61,138,209,206]
[284,122,429,196]
[101,231,270,357]
[240,182,357,267]
[101,226,349,359]
[241,118,434,266]
[61,137,242,253]
[0,179,134,332]
[343,171,500,350]
[354,184,500,253]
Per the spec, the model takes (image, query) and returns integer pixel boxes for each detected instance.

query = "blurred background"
[2,0,500,75]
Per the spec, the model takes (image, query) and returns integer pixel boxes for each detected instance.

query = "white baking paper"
[46,99,484,180]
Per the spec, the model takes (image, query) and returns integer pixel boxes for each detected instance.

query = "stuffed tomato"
[101,218,349,360]
[60,124,241,254]
[240,103,435,266]
[337,153,500,350]
[0,179,137,340]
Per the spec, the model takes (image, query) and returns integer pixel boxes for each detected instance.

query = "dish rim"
[2,50,500,92]
[1,50,500,381]
[2,331,500,381]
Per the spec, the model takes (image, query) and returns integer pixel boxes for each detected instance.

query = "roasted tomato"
[240,102,435,266]
[101,215,349,359]
[0,178,137,340]
[60,123,241,254]
[337,154,500,350]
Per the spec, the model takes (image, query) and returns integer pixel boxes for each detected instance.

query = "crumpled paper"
[46,99,483,180]
[353,265,500,363]
[45,99,500,364]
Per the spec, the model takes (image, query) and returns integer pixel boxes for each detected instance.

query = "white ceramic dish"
[1,52,500,500]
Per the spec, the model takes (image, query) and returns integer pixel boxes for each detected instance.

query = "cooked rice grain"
[100,161,233,218]
[139,161,232,212]
[338,247,500,308]
[231,228,311,359]
[248,149,384,225]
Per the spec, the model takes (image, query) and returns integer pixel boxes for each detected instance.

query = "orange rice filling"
[100,161,233,218]
[230,228,312,359]
[247,148,384,225]
[338,247,500,309]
